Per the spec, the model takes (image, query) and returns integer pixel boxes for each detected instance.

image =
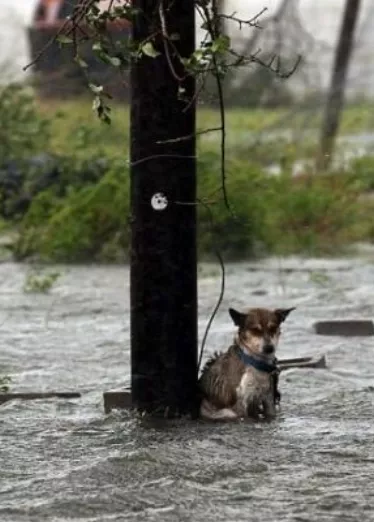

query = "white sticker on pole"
[151,192,168,211]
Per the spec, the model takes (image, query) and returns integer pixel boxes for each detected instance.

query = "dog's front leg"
[262,395,276,419]
[245,400,262,420]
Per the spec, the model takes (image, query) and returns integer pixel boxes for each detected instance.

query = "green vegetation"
[1,86,374,263]
[23,269,61,293]
[0,375,11,393]
[0,84,50,162]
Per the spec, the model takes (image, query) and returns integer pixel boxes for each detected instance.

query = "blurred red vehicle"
[29,0,131,98]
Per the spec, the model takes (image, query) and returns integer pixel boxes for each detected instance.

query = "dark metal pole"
[130,1,197,417]
[317,0,361,170]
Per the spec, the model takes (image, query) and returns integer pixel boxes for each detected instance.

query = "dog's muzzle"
[263,344,275,354]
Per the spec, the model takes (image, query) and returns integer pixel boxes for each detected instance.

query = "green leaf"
[89,83,103,94]
[211,35,231,53]
[74,56,88,69]
[141,42,160,58]
[92,42,103,52]
[192,49,204,63]
[92,96,102,111]
[57,34,73,45]
[109,56,121,67]
[102,113,112,125]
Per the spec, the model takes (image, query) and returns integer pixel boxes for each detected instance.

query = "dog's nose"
[263,344,275,354]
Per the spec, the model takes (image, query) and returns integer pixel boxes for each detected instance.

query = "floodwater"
[1,256,374,522]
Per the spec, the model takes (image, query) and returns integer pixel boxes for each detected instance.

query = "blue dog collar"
[235,345,277,373]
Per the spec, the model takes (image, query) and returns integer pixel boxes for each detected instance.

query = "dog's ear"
[275,307,296,323]
[229,307,247,327]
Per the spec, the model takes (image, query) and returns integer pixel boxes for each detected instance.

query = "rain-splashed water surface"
[1,257,374,522]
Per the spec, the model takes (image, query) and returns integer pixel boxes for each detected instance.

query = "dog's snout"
[263,343,275,354]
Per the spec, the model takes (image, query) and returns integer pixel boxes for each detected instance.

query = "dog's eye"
[251,327,262,336]
[268,326,278,336]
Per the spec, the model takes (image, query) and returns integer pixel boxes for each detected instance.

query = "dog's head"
[229,306,295,357]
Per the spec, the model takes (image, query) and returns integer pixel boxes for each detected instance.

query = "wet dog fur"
[198,306,295,421]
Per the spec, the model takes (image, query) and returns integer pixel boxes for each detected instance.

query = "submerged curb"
[0,391,81,405]
[314,320,374,336]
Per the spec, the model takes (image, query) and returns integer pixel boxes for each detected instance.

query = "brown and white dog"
[198,306,295,421]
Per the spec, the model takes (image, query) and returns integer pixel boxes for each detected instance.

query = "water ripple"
[1,260,374,521]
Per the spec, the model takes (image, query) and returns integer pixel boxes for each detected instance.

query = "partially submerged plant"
[23,270,61,294]
[309,270,332,287]
[0,375,11,393]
